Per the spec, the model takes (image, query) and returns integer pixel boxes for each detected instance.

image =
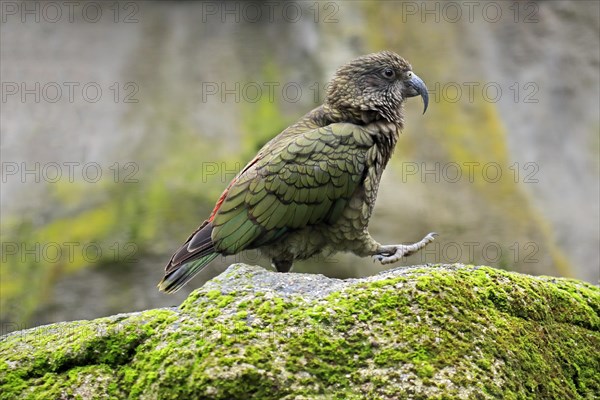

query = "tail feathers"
[159,221,218,293]
[158,253,219,293]
[168,221,214,272]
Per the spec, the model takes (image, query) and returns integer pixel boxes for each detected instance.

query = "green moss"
[1,264,598,399]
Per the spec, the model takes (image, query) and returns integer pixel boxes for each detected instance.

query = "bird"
[158,51,436,293]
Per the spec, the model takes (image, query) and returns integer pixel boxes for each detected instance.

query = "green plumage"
[211,123,369,254]
[159,51,433,293]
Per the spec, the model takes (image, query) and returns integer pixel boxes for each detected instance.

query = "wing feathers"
[162,122,373,291]
[208,123,371,253]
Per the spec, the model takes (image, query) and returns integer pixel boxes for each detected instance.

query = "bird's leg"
[373,232,437,265]
[272,258,293,272]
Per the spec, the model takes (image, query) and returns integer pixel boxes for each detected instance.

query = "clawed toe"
[374,232,438,265]
[373,254,389,263]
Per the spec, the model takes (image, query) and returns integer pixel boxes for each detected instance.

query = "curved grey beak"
[405,73,429,114]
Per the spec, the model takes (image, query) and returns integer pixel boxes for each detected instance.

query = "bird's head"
[325,51,429,125]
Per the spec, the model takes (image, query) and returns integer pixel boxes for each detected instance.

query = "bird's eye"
[382,68,395,79]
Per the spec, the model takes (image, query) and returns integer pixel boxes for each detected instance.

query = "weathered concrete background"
[1,1,599,330]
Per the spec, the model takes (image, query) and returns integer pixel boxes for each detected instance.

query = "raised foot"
[373,232,438,265]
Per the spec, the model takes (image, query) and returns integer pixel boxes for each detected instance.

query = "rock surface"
[1,263,599,399]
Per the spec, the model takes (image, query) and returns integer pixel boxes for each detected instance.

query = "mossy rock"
[1,264,598,399]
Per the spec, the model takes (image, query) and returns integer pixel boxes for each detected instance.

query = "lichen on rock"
[1,263,599,399]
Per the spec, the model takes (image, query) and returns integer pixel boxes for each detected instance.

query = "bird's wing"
[210,122,375,254]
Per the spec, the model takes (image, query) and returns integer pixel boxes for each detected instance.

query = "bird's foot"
[373,232,438,265]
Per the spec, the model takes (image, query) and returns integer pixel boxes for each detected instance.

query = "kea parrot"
[159,51,436,293]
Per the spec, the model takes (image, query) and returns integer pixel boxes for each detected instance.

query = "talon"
[374,231,438,265]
